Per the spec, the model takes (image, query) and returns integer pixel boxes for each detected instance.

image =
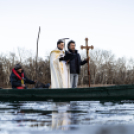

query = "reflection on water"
[0,101,134,133]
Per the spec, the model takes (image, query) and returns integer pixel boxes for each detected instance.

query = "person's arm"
[59,51,67,61]
[59,57,65,61]
[24,74,35,84]
[79,54,88,65]
[59,51,76,62]
[10,74,21,88]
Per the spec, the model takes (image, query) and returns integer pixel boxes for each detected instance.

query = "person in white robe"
[50,39,71,130]
[50,39,70,88]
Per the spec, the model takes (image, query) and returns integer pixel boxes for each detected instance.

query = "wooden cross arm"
[81,45,94,50]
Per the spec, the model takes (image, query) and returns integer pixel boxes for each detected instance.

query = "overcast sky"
[0,0,134,59]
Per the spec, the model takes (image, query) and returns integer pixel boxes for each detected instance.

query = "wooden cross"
[81,38,94,87]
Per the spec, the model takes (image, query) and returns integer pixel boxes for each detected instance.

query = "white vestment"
[50,48,70,88]
[50,48,71,129]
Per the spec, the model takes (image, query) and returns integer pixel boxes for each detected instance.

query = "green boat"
[0,84,134,102]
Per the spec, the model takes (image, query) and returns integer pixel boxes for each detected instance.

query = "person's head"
[14,64,22,73]
[68,40,76,51]
[57,40,64,50]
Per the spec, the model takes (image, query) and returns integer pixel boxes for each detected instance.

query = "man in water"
[10,64,36,89]
[50,39,70,88]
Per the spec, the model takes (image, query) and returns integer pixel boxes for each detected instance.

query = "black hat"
[14,64,22,70]
[67,40,75,49]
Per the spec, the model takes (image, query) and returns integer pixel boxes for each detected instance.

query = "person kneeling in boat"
[10,64,36,89]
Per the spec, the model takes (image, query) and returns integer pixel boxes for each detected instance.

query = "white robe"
[50,48,70,88]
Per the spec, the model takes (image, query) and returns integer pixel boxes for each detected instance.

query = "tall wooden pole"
[36,26,41,80]
[81,38,94,87]
[85,38,90,87]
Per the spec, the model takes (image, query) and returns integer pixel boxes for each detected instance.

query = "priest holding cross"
[65,40,90,88]
[81,38,94,87]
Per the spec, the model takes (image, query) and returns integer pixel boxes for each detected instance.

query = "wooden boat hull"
[0,85,134,102]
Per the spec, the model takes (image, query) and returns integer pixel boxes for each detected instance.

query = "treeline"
[0,48,134,88]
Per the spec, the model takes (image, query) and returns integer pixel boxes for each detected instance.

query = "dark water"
[0,101,134,134]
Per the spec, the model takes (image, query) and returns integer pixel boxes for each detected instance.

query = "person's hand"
[59,57,64,61]
[66,60,70,64]
[86,57,90,62]
[34,80,37,83]
[21,84,25,87]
